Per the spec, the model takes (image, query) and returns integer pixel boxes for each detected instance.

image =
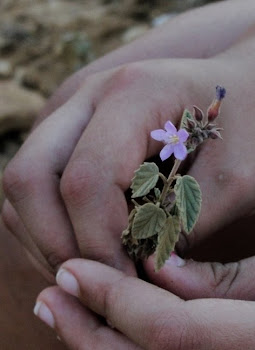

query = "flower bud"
[193,105,204,122]
[186,117,196,130]
[207,86,226,122]
[206,123,216,130]
[215,85,226,100]
[208,129,223,139]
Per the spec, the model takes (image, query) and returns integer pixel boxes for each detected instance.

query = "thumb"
[143,252,255,300]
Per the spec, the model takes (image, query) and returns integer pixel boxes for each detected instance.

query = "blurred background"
[0,0,221,205]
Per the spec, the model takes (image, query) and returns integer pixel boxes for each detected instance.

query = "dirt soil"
[0,0,219,204]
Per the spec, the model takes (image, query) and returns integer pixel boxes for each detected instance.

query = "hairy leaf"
[121,209,136,239]
[154,188,161,200]
[131,162,159,198]
[155,215,181,272]
[180,109,193,128]
[174,175,202,233]
[132,203,166,239]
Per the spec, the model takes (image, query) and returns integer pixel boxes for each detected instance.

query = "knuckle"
[3,159,38,203]
[210,261,241,298]
[60,160,100,207]
[106,62,147,95]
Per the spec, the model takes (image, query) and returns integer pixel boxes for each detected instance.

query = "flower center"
[169,134,179,145]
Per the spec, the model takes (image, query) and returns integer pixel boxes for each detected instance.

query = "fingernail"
[56,268,79,296]
[166,252,186,267]
[33,301,55,328]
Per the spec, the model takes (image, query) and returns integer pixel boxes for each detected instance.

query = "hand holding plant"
[122,86,226,271]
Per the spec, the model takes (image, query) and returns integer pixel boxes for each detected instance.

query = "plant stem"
[159,173,167,184]
[160,159,182,204]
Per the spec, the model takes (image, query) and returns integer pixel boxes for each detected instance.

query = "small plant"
[122,86,226,271]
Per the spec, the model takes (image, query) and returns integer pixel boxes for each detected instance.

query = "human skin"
[1,1,255,348]
[2,0,255,279]
[1,215,254,349]
[35,257,255,349]
[0,219,66,349]
[31,31,255,347]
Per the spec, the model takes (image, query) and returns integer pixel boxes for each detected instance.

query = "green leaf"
[155,215,181,272]
[132,203,166,239]
[180,109,193,128]
[154,187,161,200]
[174,175,202,233]
[131,162,159,198]
[121,209,136,238]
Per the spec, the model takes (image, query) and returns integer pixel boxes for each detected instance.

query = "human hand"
[3,2,255,279]
[3,35,255,278]
[34,258,255,350]
[3,59,208,276]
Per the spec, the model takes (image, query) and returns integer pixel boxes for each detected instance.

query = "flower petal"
[160,144,174,161]
[164,121,176,134]
[177,129,189,142]
[173,143,187,160]
[151,129,166,141]
[215,85,226,100]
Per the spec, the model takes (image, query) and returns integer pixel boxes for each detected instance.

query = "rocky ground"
[0,0,219,205]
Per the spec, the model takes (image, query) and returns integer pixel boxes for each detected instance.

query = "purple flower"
[215,85,226,100]
[151,121,189,161]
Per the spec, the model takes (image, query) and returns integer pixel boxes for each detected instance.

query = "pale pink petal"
[177,129,189,142]
[151,129,166,141]
[173,143,187,160]
[160,144,174,161]
[164,121,176,134]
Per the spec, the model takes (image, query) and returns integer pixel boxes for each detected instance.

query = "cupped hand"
[2,59,204,276]
[3,35,255,278]
[34,258,255,350]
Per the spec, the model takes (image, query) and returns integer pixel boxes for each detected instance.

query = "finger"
[2,80,100,270]
[56,260,185,349]
[144,252,255,300]
[180,98,255,253]
[60,62,189,274]
[35,286,142,350]
[55,259,255,350]
[1,200,54,274]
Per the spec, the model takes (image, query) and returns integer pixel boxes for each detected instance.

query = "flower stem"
[159,159,182,204]
[159,172,168,184]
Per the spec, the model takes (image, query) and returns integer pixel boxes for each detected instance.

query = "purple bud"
[207,86,226,121]
[215,86,226,101]
[193,105,204,122]
[208,129,223,139]
[186,117,196,129]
